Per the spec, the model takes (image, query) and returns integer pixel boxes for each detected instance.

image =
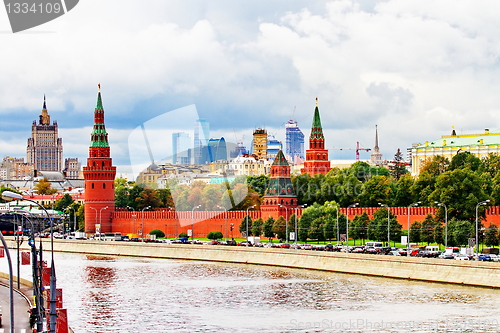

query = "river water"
[5,252,500,332]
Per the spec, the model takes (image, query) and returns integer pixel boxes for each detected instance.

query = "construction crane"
[331,142,371,161]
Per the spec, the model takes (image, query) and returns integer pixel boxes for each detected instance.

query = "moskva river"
[7,252,500,332]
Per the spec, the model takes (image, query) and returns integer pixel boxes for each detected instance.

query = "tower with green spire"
[83,84,117,234]
[261,149,298,221]
[301,98,331,176]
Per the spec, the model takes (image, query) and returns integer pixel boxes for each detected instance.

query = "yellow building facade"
[411,128,500,175]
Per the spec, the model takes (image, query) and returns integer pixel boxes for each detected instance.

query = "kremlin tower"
[261,150,298,220]
[301,98,331,176]
[83,85,116,234]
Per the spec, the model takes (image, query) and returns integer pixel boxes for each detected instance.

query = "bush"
[207,231,223,240]
[179,232,188,238]
[149,229,165,238]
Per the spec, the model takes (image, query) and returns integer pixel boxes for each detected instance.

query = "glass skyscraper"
[172,132,191,164]
[285,119,304,162]
[194,119,210,164]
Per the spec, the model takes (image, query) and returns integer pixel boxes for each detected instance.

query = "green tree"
[448,220,474,246]
[179,232,188,238]
[433,222,444,246]
[135,188,161,210]
[485,223,499,247]
[263,217,275,241]
[450,151,481,172]
[391,174,414,207]
[34,178,57,195]
[322,213,335,241]
[207,231,223,240]
[273,216,287,241]
[298,203,323,241]
[251,217,263,237]
[480,153,500,177]
[420,214,436,245]
[247,175,269,197]
[309,217,326,242]
[149,229,165,238]
[357,175,391,207]
[239,215,253,236]
[350,212,369,244]
[429,168,490,221]
[389,149,408,180]
[55,193,74,211]
[410,221,422,243]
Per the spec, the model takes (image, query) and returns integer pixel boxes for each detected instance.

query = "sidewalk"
[0,275,32,332]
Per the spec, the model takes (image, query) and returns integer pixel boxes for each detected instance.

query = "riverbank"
[12,238,500,289]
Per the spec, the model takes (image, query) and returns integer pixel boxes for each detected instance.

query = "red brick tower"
[301,98,331,176]
[261,150,298,220]
[83,84,116,234]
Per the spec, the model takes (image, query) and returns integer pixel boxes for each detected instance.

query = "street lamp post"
[191,205,201,242]
[346,203,359,248]
[2,190,57,333]
[99,206,109,240]
[0,228,15,333]
[278,205,289,243]
[217,205,228,241]
[294,204,307,244]
[246,205,256,246]
[89,206,98,234]
[378,203,391,246]
[65,206,76,232]
[435,202,448,248]
[142,206,151,240]
[476,200,490,255]
[407,202,421,250]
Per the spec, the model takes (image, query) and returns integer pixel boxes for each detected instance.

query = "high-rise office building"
[252,128,267,160]
[267,135,283,160]
[208,137,227,162]
[194,119,210,164]
[172,132,191,164]
[285,119,304,162]
[27,96,63,172]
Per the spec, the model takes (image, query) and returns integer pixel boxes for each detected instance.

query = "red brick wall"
[110,206,500,239]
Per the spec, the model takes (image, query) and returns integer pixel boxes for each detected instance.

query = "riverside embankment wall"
[20,239,500,289]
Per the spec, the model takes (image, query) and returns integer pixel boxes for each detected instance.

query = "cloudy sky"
[2,0,500,177]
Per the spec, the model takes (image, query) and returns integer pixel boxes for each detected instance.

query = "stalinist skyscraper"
[26,96,63,172]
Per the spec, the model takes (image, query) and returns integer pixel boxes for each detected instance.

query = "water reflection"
[45,253,500,333]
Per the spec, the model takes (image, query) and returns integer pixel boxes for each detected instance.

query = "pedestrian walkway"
[0,276,32,333]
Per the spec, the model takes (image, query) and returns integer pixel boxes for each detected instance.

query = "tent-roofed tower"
[83,84,116,234]
[261,150,298,220]
[300,98,331,176]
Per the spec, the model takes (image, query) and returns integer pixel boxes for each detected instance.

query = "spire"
[43,94,46,109]
[451,126,456,136]
[96,83,103,110]
[90,84,109,148]
[310,97,324,140]
[374,125,379,151]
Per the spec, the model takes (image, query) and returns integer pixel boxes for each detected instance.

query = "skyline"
[2,0,500,177]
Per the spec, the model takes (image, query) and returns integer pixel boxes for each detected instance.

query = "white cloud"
[2,0,500,173]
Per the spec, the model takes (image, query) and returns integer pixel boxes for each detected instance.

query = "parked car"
[325,243,334,251]
[477,254,492,261]
[302,244,313,250]
[238,241,253,246]
[280,243,291,249]
[455,254,470,261]
[439,253,455,259]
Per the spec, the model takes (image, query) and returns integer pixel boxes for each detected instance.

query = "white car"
[455,254,470,261]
